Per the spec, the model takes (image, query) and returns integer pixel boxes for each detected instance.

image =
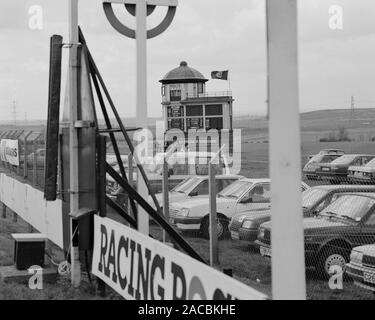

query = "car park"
[347,158,375,184]
[303,153,343,180]
[256,192,375,278]
[229,185,375,244]
[106,151,233,208]
[346,244,375,293]
[169,179,309,239]
[148,174,243,210]
[315,154,375,183]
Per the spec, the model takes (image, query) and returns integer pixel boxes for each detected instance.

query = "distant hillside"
[1,108,374,136]
[301,108,375,121]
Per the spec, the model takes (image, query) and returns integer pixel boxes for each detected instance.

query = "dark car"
[316,154,375,184]
[229,185,375,244]
[303,153,343,180]
[255,192,375,278]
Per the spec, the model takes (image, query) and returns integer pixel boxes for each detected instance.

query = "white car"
[169,178,310,239]
[148,174,244,209]
[346,244,375,292]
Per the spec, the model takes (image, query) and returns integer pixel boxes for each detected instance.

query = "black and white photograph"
[1,0,375,307]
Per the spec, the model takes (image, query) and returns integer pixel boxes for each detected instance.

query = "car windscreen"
[172,176,200,193]
[330,155,356,165]
[302,188,329,209]
[218,180,253,199]
[308,154,324,163]
[319,195,375,221]
[364,158,375,168]
[320,154,341,163]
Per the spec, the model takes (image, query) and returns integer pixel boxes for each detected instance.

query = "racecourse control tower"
[159,61,233,134]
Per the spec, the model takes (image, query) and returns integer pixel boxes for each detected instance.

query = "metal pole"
[267,0,306,299]
[135,0,149,236]
[32,140,37,186]
[1,203,6,219]
[162,160,169,243]
[128,153,134,220]
[68,0,81,287]
[209,162,219,267]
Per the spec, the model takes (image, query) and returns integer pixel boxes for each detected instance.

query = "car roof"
[192,174,244,180]
[238,178,270,183]
[339,154,375,157]
[336,192,375,199]
[311,185,375,192]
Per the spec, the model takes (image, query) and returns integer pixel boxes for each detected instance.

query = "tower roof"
[159,61,208,84]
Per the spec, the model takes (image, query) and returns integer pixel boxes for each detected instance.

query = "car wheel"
[200,216,229,240]
[317,247,349,279]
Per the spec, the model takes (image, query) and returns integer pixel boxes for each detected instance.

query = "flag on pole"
[211,70,229,80]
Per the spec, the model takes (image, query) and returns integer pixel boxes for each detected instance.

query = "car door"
[235,183,271,214]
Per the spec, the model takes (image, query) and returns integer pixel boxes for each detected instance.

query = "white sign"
[0,139,19,166]
[92,215,267,300]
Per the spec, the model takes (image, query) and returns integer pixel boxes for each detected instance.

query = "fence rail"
[0,129,46,189]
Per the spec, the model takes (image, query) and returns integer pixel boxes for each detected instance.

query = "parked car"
[255,192,375,278]
[346,244,375,293]
[169,179,309,239]
[230,185,375,244]
[106,151,233,209]
[307,149,345,161]
[303,153,343,180]
[347,158,375,184]
[148,174,243,210]
[315,154,375,183]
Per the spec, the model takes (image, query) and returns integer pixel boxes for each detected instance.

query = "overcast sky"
[1,0,375,120]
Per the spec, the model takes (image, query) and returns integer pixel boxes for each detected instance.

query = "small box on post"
[11,233,46,270]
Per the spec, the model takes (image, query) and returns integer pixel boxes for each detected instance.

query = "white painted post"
[267,0,306,299]
[209,162,219,267]
[135,0,149,236]
[68,0,81,287]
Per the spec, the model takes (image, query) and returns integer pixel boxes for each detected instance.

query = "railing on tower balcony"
[186,91,232,99]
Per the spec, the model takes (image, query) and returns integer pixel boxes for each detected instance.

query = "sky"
[1,0,375,121]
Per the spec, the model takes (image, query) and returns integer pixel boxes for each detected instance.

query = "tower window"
[186,105,203,116]
[205,104,223,116]
[161,85,166,96]
[198,83,204,94]
[170,89,181,101]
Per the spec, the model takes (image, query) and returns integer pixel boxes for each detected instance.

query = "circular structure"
[160,61,208,84]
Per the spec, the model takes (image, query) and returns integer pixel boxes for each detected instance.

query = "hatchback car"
[230,185,375,244]
[316,154,375,183]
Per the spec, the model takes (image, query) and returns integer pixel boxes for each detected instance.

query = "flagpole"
[228,71,231,93]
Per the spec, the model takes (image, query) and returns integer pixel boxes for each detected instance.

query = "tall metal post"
[267,0,306,299]
[68,0,81,287]
[135,0,149,235]
[209,162,219,267]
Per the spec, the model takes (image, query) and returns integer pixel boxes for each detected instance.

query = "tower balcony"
[186,91,232,99]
